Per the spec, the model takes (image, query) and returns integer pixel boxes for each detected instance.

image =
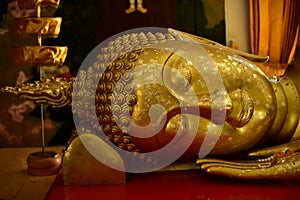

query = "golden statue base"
[27,151,61,176]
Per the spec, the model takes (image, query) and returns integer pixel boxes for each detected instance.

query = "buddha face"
[126,43,276,159]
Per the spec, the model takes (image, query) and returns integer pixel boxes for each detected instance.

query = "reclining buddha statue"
[2,28,300,183]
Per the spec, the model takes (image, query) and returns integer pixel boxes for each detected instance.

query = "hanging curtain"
[249,0,300,77]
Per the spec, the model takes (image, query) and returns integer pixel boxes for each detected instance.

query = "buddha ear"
[168,28,269,63]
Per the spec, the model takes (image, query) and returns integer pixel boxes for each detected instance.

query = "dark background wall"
[95,0,179,43]
[50,0,225,76]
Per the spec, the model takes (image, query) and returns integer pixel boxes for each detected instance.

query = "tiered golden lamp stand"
[14,0,67,176]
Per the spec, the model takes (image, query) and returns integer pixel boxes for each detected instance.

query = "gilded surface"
[2,29,300,180]
[15,17,62,38]
[12,46,68,67]
[1,78,73,107]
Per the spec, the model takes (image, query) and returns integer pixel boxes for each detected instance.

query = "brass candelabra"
[13,0,68,176]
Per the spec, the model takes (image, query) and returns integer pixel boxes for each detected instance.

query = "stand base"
[27,151,62,176]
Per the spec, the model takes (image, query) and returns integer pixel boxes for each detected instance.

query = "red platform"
[46,170,300,200]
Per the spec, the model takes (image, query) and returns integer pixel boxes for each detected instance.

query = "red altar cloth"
[46,170,300,200]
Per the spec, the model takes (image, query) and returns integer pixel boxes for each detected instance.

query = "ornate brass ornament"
[15,17,62,38]
[12,46,68,67]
